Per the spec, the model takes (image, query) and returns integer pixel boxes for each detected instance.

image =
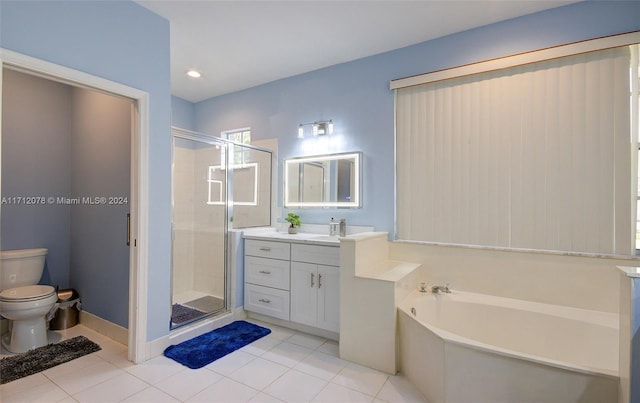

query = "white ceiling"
[136,0,576,103]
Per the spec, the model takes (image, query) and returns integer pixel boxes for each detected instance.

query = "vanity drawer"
[291,244,340,266]
[244,284,290,320]
[245,256,290,290]
[245,239,290,260]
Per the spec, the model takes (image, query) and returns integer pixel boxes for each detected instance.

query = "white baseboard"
[146,308,246,360]
[79,311,128,346]
[246,311,339,341]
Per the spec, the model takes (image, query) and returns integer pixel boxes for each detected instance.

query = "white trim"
[79,311,128,346]
[130,95,150,364]
[246,312,339,341]
[0,48,150,364]
[147,310,241,358]
[390,31,640,90]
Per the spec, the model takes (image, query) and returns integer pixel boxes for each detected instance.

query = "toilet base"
[1,316,49,353]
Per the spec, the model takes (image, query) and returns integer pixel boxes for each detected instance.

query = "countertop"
[618,266,640,278]
[242,227,341,246]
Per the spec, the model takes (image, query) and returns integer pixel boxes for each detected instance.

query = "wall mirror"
[284,152,361,208]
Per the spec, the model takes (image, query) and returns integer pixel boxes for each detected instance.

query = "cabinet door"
[317,265,340,332]
[290,262,317,327]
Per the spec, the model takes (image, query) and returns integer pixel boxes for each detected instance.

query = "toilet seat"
[0,285,56,302]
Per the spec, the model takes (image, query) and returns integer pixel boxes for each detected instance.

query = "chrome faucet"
[431,284,451,294]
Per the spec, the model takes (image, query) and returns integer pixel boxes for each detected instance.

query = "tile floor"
[0,319,427,402]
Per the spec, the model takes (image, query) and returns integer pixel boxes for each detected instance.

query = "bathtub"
[398,289,619,403]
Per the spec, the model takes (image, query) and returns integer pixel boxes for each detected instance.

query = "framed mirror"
[284,152,361,208]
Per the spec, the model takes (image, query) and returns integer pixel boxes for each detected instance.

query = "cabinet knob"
[318,274,322,288]
[259,247,271,252]
[311,273,315,288]
[259,270,271,275]
[258,298,271,304]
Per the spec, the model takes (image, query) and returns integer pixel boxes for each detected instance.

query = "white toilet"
[0,248,57,353]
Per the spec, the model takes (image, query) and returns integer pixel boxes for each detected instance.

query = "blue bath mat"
[163,320,271,369]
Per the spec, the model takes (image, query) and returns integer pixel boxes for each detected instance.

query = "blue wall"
[1,70,73,289]
[171,96,196,131]
[1,0,172,341]
[191,1,640,235]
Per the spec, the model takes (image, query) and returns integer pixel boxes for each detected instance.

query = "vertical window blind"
[396,46,633,255]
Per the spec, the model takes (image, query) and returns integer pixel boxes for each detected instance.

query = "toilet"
[0,248,57,353]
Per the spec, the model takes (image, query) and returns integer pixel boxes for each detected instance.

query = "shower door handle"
[126,213,131,246]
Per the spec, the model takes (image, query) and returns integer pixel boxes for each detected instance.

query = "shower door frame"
[170,127,274,329]
[170,128,234,329]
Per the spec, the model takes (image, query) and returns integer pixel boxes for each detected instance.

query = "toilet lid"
[0,285,56,301]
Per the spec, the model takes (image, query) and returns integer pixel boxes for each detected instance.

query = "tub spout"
[431,284,451,294]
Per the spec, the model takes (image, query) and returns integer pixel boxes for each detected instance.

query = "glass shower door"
[171,132,228,328]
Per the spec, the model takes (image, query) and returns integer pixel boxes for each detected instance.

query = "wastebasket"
[49,288,81,330]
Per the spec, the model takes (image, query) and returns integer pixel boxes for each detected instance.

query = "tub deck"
[398,290,619,403]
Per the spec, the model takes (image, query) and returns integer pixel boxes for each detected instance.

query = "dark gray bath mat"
[184,296,224,313]
[0,335,101,384]
[171,303,205,324]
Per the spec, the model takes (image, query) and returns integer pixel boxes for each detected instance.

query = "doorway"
[2,68,132,338]
[0,50,149,363]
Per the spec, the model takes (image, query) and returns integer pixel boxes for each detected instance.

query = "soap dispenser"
[339,218,346,237]
[329,217,337,236]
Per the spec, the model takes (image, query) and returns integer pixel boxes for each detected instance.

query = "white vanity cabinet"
[243,236,340,334]
[290,244,340,333]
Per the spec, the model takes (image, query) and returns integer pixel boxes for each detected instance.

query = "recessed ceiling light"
[187,69,201,78]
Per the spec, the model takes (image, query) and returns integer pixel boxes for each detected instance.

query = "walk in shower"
[170,127,272,329]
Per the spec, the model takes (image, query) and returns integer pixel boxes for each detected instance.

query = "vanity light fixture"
[297,119,333,139]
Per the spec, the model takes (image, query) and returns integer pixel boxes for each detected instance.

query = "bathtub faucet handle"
[431,284,451,294]
[419,282,428,293]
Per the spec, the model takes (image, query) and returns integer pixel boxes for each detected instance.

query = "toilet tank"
[0,248,48,290]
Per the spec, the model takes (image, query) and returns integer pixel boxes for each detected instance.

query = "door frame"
[0,48,150,363]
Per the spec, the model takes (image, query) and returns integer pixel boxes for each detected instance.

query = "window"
[394,35,640,256]
[222,127,251,167]
[223,128,251,144]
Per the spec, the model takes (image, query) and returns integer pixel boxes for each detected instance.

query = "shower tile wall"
[173,142,225,300]
[194,146,225,299]
[172,145,195,296]
[231,147,272,229]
